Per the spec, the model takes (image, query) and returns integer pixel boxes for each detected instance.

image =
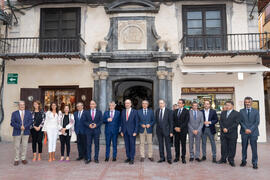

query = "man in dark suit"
[240,97,260,169]
[10,101,33,166]
[201,100,218,163]
[156,99,173,164]
[173,99,189,164]
[120,99,139,165]
[138,100,155,162]
[74,102,87,161]
[103,101,121,162]
[82,100,103,164]
[218,101,240,167]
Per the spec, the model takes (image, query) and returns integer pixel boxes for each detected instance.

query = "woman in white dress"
[43,103,61,162]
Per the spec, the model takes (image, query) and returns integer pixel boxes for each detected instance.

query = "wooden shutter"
[76,88,92,110]
[20,88,42,111]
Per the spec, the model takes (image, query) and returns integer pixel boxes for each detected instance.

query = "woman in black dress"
[31,101,45,161]
[59,105,74,161]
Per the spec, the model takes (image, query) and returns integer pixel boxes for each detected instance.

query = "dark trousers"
[220,134,237,163]
[157,132,172,161]
[31,129,43,153]
[123,133,136,160]
[241,134,258,165]
[86,132,100,161]
[60,135,71,156]
[174,132,187,160]
[105,132,118,158]
[76,133,87,159]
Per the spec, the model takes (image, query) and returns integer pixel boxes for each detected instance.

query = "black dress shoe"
[217,159,226,164]
[112,158,117,161]
[76,157,83,161]
[212,158,217,163]
[240,161,246,167]
[125,159,130,163]
[202,156,206,161]
[253,164,258,169]
[94,160,99,163]
[129,160,134,164]
[173,159,179,163]
[85,159,91,164]
[182,159,186,164]
[157,159,165,163]
[229,162,235,167]
[148,157,154,162]
[140,158,144,162]
[189,158,194,162]
[105,158,109,162]
[167,160,172,164]
[195,158,201,162]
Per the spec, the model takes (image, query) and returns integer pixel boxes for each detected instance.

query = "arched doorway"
[113,79,153,111]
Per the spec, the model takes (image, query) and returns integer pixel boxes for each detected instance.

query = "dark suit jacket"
[103,110,121,135]
[82,109,103,135]
[138,108,155,134]
[220,110,240,139]
[173,108,189,134]
[155,108,173,137]
[10,110,33,136]
[121,108,139,136]
[240,108,260,137]
[74,110,86,135]
[201,109,218,134]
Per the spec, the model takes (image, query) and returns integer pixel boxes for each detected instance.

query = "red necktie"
[126,110,129,121]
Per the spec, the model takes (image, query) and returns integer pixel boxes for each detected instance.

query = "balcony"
[180,33,270,59]
[0,36,86,60]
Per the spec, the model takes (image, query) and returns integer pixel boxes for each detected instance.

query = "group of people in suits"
[10,96,260,170]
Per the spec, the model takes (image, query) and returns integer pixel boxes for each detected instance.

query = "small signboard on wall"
[7,73,18,84]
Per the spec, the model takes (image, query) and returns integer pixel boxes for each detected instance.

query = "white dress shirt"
[204,109,210,127]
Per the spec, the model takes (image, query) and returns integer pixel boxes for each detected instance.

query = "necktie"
[78,111,81,120]
[247,109,250,119]
[177,109,181,118]
[144,109,147,116]
[193,110,197,120]
[21,111,24,125]
[110,111,113,119]
[159,109,163,122]
[126,109,129,121]
[91,110,95,120]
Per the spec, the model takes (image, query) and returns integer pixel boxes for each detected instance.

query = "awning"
[180,64,270,73]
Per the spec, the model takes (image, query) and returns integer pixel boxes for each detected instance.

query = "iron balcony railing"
[0,36,86,59]
[180,33,270,58]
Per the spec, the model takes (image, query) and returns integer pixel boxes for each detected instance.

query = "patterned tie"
[177,109,181,118]
[91,110,95,120]
[144,109,147,116]
[126,109,129,121]
[110,111,114,119]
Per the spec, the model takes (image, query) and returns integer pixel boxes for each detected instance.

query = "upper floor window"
[265,4,270,24]
[183,5,226,51]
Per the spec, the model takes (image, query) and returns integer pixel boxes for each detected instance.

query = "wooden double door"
[20,86,92,112]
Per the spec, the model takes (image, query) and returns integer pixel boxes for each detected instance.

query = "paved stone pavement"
[0,141,270,180]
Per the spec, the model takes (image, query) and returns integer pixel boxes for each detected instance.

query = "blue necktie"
[193,110,197,120]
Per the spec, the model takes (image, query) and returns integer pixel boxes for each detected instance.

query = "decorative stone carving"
[97,71,109,80]
[118,20,147,50]
[157,39,166,52]
[156,70,168,80]
[167,72,174,81]
[94,41,108,52]
[92,72,99,80]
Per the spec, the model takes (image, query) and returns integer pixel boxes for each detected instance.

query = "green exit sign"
[7,73,18,84]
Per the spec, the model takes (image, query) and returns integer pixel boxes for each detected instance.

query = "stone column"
[157,70,168,101]
[167,72,174,110]
[97,71,108,113]
[92,72,99,104]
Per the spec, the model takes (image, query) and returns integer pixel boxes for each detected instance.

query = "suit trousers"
[86,132,100,161]
[157,131,172,161]
[220,134,237,163]
[105,132,118,158]
[124,133,136,160]
[174,132,187,160]
[189,132,201,159]
[241,134,258,165]
[202,127,216,158]
[139,129,153,158]
[14,131,29,161]
[76,133,87,159]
